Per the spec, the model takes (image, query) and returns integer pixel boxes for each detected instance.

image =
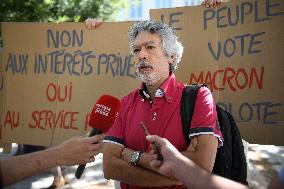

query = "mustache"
[136,61,153,69]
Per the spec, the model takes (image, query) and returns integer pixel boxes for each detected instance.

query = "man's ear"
[168,54,175,64]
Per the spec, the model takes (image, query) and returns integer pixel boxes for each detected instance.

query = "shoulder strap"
[180,84,204,145]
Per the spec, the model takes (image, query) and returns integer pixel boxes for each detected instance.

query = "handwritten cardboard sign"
[150,0,284,145]
[0,22,140,146]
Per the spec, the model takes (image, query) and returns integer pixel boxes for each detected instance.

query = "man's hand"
[53,134,104,166]
[85,18,102,29]
[202,0,222,8]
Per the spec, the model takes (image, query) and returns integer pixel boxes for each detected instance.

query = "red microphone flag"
[89,94,121,133]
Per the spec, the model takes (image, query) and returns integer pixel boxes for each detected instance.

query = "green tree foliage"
[0,0,128,47]
[0,0,128,22]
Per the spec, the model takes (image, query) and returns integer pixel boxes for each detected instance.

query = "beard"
[138,72,159,85]
[136,61,159,85]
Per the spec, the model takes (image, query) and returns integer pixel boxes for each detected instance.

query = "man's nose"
[138,48,148,60]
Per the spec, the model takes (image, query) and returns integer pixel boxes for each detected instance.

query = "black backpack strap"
[180,84,205,145]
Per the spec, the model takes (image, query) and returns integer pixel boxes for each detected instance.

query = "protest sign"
[0,22,140,146]
[150,0,284,145]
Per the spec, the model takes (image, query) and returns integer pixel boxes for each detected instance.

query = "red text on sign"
[29,110,79,130]
[46,82,72,102]
[3,111,20,130]
[189,66,264,92]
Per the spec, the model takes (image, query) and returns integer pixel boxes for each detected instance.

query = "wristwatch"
[130,151,142,166]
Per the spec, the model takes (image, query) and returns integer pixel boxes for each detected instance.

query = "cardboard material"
[150,0,284,145]
[0,49,3,141]
[0,22,140,146]
[0,0,283,146]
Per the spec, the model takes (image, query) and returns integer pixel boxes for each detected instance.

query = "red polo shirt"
[104,74,223,189]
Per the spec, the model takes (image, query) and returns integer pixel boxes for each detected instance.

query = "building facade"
[118,0,202,20]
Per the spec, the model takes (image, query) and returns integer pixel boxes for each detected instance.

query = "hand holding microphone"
[75,94,121,179]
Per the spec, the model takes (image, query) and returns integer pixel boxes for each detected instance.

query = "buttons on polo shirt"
[152,112,157,120]
[166,96,173,103]
[141,99,145,102]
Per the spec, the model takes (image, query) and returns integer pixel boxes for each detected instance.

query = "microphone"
[75,94,121,179]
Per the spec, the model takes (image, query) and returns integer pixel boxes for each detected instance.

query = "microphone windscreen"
[89,95,121,132]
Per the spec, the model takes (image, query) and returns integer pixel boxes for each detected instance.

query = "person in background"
[146,135,284,189]
[202,0,222,7]
[0,135,104,188]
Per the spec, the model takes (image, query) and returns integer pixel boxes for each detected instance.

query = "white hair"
[128,20,184,72]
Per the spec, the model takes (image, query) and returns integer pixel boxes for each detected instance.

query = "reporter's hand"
[201,0,222,8]
[54,134,104,166]
[85,18,102,29]
[146,135,182,177]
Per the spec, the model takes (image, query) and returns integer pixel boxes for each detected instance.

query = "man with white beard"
[102,19,223,189]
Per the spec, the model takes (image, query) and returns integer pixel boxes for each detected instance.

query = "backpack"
[180,84,248,185]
